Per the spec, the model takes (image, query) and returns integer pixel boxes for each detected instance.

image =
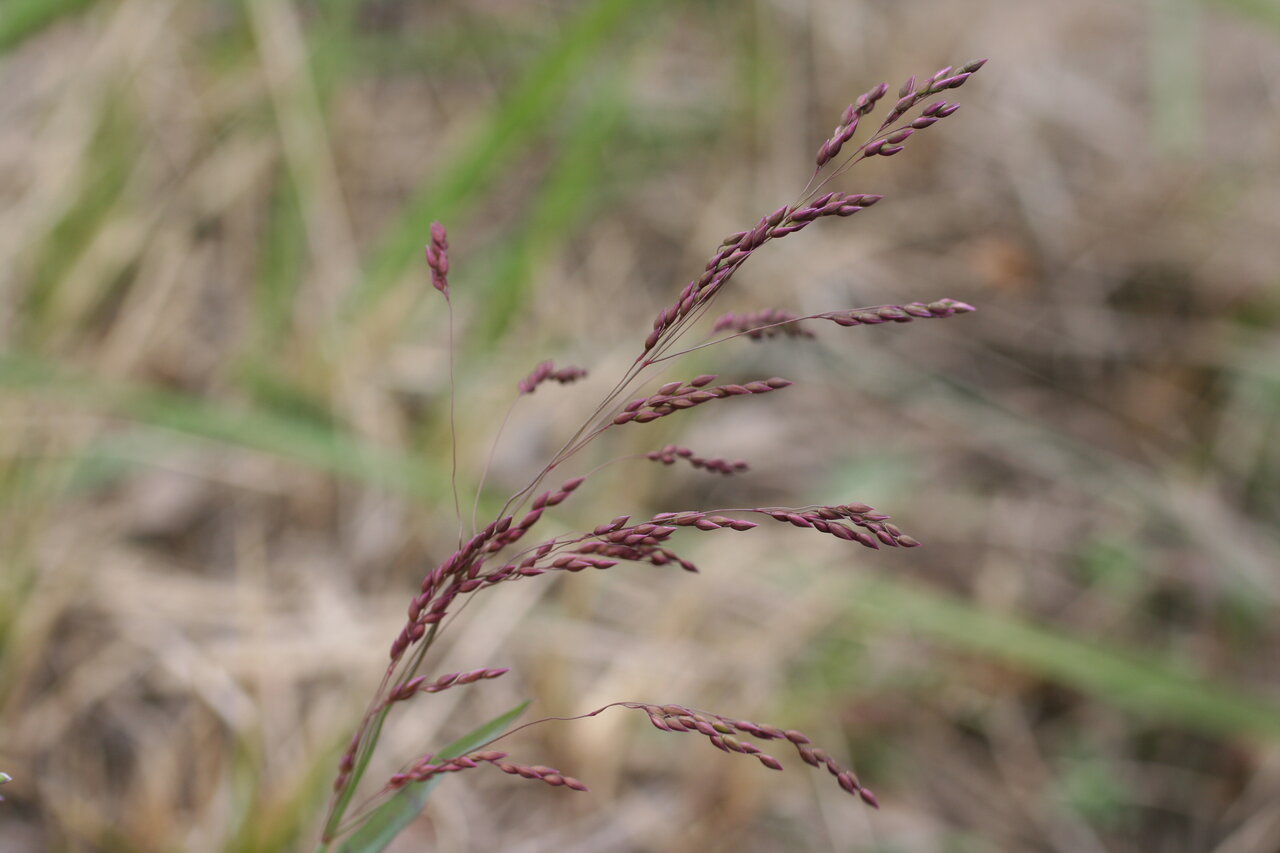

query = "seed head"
[518,361,588,395]
[426,222,450,297]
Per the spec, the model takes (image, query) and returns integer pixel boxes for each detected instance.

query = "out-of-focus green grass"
[849,576,1280,741]
[0,0,97,52]
[346,0,669,323]
[0,354,449,502]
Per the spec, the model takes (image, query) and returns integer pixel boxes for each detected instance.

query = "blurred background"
[2,1,1280,851]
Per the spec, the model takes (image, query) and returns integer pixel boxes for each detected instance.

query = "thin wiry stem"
[493,359,648,525]
[472,395,522,534]
[446,297,463,547]
[649,300,969,363]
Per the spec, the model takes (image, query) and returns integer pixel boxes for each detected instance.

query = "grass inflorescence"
[320,58,987,849]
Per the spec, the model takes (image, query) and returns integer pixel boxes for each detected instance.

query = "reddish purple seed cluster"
[787,191,882,225]
[425,221,450,297]
[642,196,886,356]
[389,750,588,793]
[643,209,802,356]
[816,58,985,168]
[624,702,879,808]
[816,80,889,168]
[385,668,510,705]
[518,360,588,395]
[648,511,758,532]
[613,375,792,425]
[645,445,749,475]
[819,298,975,327]
[711,299,974,340]
[750,503,920,550]
[577,513,759,573]
[504,512,762,582]
[391,476,588,661]
[573,519,698,573]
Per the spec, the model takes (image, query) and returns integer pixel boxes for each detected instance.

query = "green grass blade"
[249,168,308,360]
[470,68,630,347]
[850,576,1280,740]
[333,700,531,853]
[323,705,393,844]
[22,93,134,339]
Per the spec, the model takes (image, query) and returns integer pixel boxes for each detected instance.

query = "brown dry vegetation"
[2,1,1280,851]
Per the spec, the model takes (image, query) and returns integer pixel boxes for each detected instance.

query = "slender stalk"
[471,396,522,533]
[446,298,463,546]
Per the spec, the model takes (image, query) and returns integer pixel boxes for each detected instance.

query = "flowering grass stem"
[320,59,987,849]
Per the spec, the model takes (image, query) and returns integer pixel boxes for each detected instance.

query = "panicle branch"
[640,194,885,361]
[741,503,920,549]
[645,445,749,476]
[518,360,588,395]
[391,476,587,661]
[612,376,792,425]
[818,57,987,168]
[384,668,510,707]
[816,298,974,327]
[624,702,879,808]
[389,750,588,792]
[690,299,974,359]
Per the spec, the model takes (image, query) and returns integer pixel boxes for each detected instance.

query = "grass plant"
[319,61,987,851]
